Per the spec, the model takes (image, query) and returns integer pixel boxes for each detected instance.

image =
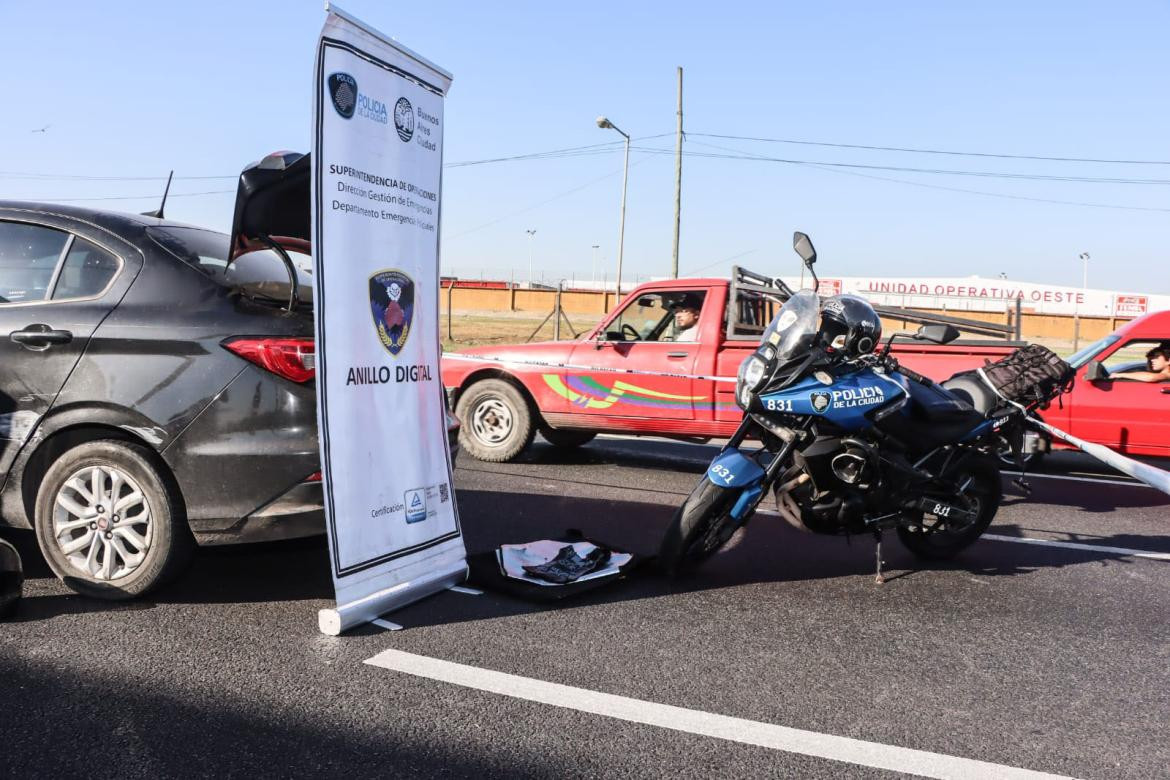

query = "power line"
[634,143,1170,185]
[684,139,1170,213]
[689,132,1170,166]
[18,190,233,202]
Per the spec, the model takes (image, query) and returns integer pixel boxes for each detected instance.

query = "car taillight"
[223,337,315,383]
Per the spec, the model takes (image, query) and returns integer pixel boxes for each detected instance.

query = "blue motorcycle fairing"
[730,484,764,521]
[759,367,907,432]
[706,449,765,489]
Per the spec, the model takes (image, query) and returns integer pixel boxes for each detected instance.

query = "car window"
[146,225,231,284]
[0,221,70,304]
[605,290,706,342]
[51,238,119,300]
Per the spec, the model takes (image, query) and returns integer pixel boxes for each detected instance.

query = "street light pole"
[526,229,536,287]
[1075,252,1089,350]
[597,115,630,302]
[591,244,600,285]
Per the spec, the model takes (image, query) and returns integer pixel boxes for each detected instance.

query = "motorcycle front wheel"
[657,478,741,577]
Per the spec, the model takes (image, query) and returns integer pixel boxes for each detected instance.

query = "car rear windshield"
[147,225,231,285]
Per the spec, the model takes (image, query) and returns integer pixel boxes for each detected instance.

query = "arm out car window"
[0,221,71,303]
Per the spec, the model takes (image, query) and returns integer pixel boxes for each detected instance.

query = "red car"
[1036,310,1170,458]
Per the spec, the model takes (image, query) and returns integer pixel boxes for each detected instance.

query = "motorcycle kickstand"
[872,530,885,585]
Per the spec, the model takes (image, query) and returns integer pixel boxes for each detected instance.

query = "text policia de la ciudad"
[329,163,437,230]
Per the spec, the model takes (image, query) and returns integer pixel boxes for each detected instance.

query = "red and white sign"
[1114,295,1148,318]
[820,278,842,296]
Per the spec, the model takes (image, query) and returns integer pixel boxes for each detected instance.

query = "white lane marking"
[371,618,403,631]
[1002,471,1148,488]
[364,648,1073,780]
[982,534,1170,561]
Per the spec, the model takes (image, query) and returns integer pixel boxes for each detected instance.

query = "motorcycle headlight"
[743,356,767,390]
[736,355,768,410]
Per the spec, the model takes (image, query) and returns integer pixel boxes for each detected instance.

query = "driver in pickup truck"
[671,295,703,341]
[1112,344,1170,382]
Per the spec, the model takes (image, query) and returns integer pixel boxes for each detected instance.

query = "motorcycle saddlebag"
[957,344,1074,408]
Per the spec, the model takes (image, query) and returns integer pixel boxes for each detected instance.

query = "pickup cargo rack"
[726,265,1022,344]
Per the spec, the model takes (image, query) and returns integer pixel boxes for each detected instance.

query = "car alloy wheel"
[52,465,153,582]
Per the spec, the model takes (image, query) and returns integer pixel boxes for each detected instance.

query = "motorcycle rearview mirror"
[792,232,819,293]
[914,324,961,344]
[793,232,816,265]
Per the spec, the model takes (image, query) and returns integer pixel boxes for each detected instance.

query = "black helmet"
[819,294,881,358]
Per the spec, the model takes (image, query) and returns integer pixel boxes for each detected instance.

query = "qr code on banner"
[439,482,449,503]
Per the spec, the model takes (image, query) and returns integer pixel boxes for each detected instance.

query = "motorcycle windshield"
[762,290,820,360]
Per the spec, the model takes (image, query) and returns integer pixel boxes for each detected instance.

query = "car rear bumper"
[193,479,325,545]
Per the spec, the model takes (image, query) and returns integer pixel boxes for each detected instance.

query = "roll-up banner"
[312,5,466,636]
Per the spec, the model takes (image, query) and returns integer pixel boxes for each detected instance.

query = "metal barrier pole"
[554,282,563,341]
[447,278,455,342]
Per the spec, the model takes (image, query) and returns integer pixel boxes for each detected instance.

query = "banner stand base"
[318,559,467,636]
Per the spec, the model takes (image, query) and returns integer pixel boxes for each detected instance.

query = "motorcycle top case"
[758,368,907,431]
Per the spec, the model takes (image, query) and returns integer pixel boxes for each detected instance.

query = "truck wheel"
[539,427,596,449]
[33,440,193,600]
[455,379,535,462]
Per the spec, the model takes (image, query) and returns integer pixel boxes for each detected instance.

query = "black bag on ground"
[976,344,1074,406]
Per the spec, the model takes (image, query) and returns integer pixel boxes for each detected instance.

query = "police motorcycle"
[659,232,1032,582]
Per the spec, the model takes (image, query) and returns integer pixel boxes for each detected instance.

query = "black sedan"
[0,198,458,600]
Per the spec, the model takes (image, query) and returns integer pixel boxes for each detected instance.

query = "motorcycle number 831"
[764,398,794,412]
[709,464,736,484]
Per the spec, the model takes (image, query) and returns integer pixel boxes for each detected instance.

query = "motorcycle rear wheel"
[897,459,1001,560]
[658,478,739,577]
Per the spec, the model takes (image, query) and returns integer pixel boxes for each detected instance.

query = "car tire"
[539,427,596,449]
[455,379,535,463]
[34,440,193,600]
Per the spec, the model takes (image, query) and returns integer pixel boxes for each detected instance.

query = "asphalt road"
[2,437,1168,779]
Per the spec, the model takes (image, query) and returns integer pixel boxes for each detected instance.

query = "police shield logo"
[328,73,357,119]
[810,391,832,413]
[369,270,415,357]
[393,97,415,142]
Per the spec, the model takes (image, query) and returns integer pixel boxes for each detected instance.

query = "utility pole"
[525,229,536,287]
[671,66,683,279]
[596,116,630,301]
[591,244,600,284]
[1075,252,1089,350]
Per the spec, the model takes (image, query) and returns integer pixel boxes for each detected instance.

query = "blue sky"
[3,1,1168,293]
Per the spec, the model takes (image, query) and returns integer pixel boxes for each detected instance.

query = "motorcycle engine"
[780,436,885,534]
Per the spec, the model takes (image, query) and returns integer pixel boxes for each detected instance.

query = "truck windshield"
[1067,334,1120,368]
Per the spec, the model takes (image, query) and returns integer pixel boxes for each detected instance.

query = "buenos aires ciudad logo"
[393,97,415,142]
[369,270,414,357]
[327,73,357,119]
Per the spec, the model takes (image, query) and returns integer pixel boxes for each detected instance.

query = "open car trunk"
[226,151,313,308]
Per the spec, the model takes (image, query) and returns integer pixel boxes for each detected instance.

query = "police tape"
[442,352,738,383]
[1028,417,1170,497]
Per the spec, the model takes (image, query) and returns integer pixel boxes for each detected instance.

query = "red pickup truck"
[442,270,1026,462]
[443,271,1168,463]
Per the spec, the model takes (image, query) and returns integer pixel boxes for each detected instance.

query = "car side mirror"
[914,324,961,345]
[1084,360,1107,382]
[792,231,817,266]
